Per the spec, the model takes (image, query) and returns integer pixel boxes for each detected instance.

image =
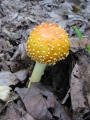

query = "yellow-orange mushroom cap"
[26,22,70,65]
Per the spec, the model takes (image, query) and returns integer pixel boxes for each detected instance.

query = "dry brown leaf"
[11,43,27,61]
[14,69,29,82]
[76,54,90,107]
[0,71,18,86]
[70,63,87,111]
[15,83,71,120]
[70,61,90,119]
[70,37,90,52]
[0,102,29,120]
[0,39,7,52]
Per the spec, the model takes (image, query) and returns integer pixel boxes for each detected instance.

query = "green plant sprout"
[72,26,90,52]
[85,46,90,52]
[72,26,82,40]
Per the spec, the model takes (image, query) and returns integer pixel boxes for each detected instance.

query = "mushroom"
[26,22,70,88]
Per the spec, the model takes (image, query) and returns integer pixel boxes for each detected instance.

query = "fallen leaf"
[48,12,60,18]
[15,83,71,120]
[9,12,18,21]
[11,43,27,61]
[9,61,21,72]
[15,85,52,120]
[77,54,90,107]
[25,17,39,24]
[21,113,35,120]
[70,62,90,119]
[0,39,7,52]
[70,37,90,52]
[10,30,22,40]
[14,69,29,82]
[0,71,18,86]
[0,86,11,102]
[70,63,86,111]
[0,102,25,119]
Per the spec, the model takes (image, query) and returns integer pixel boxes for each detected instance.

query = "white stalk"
[28,62,46,88]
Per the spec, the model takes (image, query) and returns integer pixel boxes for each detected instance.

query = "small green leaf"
[72,6,81,12]
[86,46,90,52]
[72,26,82,40]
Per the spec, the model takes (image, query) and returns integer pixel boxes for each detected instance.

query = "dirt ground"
[0,0,90,120]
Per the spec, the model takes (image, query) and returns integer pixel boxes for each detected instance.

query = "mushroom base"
[28,62,46,88]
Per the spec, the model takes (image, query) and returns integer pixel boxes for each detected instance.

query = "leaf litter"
[0,0,90,120]
[15,83,71,120]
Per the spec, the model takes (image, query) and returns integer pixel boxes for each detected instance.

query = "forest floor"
[0,0,90,120]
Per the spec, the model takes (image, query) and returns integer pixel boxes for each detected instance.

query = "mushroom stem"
[28,62,46,88]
